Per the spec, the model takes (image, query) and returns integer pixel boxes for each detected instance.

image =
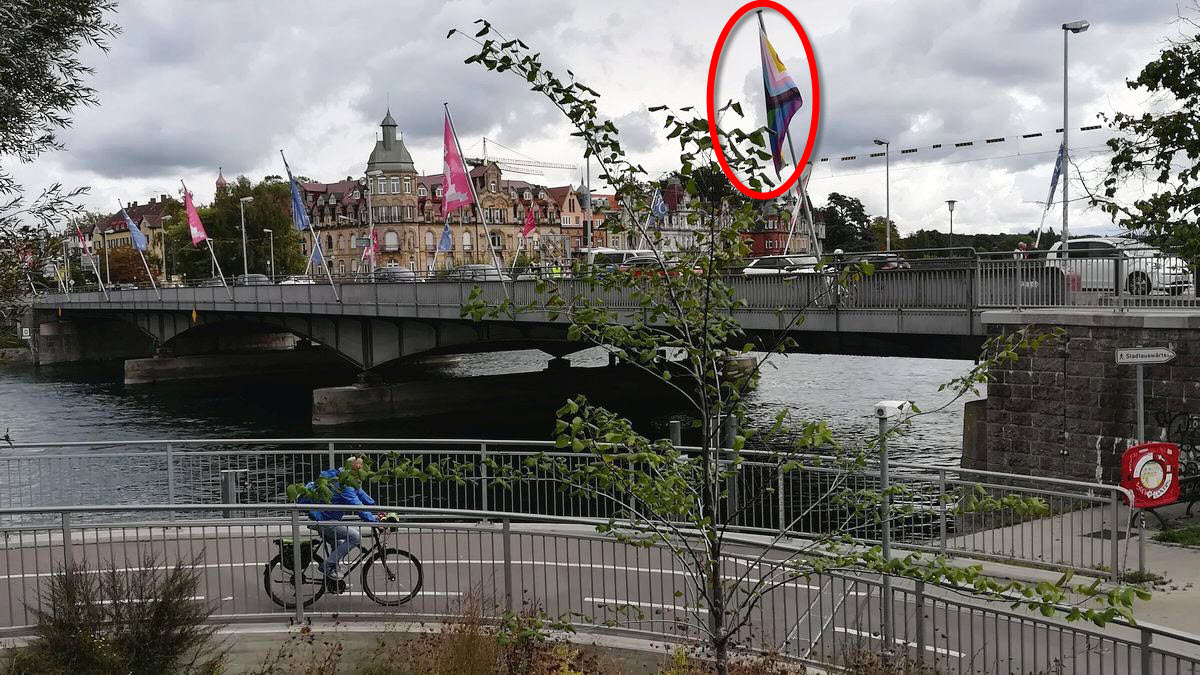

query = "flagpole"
[445,103,511,295]
[759,9,806,255]
[280,150,340,301]
[75,218,109,300]
[205,238,233,300]
[1034,205,1051,249]
[117,198,161,299]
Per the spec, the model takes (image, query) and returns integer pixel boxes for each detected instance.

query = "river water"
[0,349,978,464]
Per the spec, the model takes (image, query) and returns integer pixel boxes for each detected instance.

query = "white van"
[587,248,656,268]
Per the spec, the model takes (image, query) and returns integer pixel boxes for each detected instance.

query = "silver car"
[1047,237,1193,296]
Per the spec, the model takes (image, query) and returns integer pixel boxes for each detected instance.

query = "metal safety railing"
[0,501,1192,674]
[34,245,1200,313]
[0,438,1135,579]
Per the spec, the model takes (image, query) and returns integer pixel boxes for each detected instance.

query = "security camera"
[874,400,910,419]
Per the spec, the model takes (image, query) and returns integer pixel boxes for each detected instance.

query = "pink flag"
[183,182,208,245]
[521,205,536,238]
[441,112,473,219]
[75,225,92,255]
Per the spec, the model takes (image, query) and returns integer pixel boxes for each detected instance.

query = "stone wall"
[982,310,1200,484]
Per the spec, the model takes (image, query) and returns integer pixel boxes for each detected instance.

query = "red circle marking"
[706,0,820,200]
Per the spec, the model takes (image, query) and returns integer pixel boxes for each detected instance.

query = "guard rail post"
[291,509,305,624]
[777,464,786,535]
[327,441,336,469]
[60,511,73,569]
[166,443,176,521]
[669,420,682,447]
[480,442,490,515]
[914,580,927,664]
[1111,489,1122,582]
[1141,626,1153,674]
[502,518,514,613]
[1115,257,1124,311]
[938,469,948,556]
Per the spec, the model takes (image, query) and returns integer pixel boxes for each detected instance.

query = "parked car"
[742,255,819,275]
[115,283,137,290]
[278,275,315,285]
[196,278,226,287]
[444,264,512,282]
[233,274,271,286]
[1046,237,1193,296]
[371,267,420,283]
[589,248,656,269]
[847,252,910,271]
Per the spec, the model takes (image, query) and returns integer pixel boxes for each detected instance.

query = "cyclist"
[300,456,378,580]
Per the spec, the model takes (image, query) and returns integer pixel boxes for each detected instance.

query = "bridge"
[26,262,1071,369]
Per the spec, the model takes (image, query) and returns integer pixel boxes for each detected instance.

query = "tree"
[0,1,118,319]
[163,177,305,280]
[1094,9,1200,257]
[102,248,159,284]
[869,216,899,251]
[819,193,874,252]
[294,19,1145,674]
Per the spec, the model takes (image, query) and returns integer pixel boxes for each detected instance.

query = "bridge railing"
[36,248,1199,313]
[0,438,1134,579]
[0,501,1191,674]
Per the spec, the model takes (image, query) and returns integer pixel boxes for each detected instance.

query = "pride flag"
[522,205,536,238]
[759,17,804,174]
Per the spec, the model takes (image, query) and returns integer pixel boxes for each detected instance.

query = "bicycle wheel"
[361,548,423,606]
[264,553,327,609]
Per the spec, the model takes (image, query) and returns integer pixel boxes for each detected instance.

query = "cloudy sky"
[11,0,1186,236]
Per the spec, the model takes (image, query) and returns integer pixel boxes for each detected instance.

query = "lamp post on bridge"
[101,228,114,285]
[945,200,957,246]
[1061,19,1090,250]
[873,139,890,251]
[238,196,254,277]
[263,228,274,279]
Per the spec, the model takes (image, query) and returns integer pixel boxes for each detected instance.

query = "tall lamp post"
[945,200,957,245]
[262,228,274,279]
[873,139,891,250]
[101,228,114,285]
[1061,19,1089,250]
[238,196,254,277]
[159,214,172,280]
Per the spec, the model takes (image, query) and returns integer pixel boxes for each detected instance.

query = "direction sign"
[1115,347,1176,365]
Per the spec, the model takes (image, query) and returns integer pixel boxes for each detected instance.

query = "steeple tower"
[215,167,229,196]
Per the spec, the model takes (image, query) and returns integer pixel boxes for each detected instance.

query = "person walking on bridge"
[299,456,378,580]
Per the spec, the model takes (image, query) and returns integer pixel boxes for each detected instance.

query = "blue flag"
[289,175,311,232]
[1046,142,1065,208]
[309,243,323,267]
[121,208,148,252]
[437,220,453,253]
[650,189,667,219]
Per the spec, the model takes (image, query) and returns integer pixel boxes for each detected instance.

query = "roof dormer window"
[435,186,443,198]
[524,190,532,201]
[418,185,427,196]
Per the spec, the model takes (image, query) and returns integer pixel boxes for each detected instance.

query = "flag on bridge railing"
[75,223,92,255]
[759,12,805,174]
[441,110,474,220]
[521,204,536,238]
[120,208,148,252]
[437,219,453,253]
[182,182,208,245]
[650,188,667,220]
[1046,141,1065,209]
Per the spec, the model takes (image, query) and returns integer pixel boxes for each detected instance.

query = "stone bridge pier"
[970,309,1200,483]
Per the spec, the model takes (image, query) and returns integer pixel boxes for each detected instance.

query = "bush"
[5,554,224,674]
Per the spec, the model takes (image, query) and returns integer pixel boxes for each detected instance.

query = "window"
[338,261,345,275]
[418,185,427,196]
[301,240,308,256]
[390,177,399,194]
[424,230,434,250]
[424,210,432,223]
[524,190,532,201]
[336,235,345,250]
[561,215,569,226]
[403,177,412,194]
[389,206,401,222]
[377,177,387,194]
[489,180,496,193]
[461,231,472,251]
[353,190,360,200]
[489,232,502,249]
[384,230,400,252]
[326,235,334,250]
[435,185,443,198]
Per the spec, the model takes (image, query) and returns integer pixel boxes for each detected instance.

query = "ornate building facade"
[299,109,570,272]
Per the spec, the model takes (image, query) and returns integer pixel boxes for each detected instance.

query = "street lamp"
[101,228,114,285]
[945,200,957,244]
[238,196,254,277]
[262,228,274,279]
[1061,19,1089,249]
[159,214,172,279]
[873,139,890,250]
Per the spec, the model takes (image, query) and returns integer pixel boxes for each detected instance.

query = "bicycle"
[263,514,423,609]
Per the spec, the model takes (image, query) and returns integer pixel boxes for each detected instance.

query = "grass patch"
[1153,525,1200,546]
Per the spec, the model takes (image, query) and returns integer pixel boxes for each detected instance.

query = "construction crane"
[466,137,577,176]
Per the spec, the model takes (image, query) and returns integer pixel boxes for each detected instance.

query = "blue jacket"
[302,469,377,522]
